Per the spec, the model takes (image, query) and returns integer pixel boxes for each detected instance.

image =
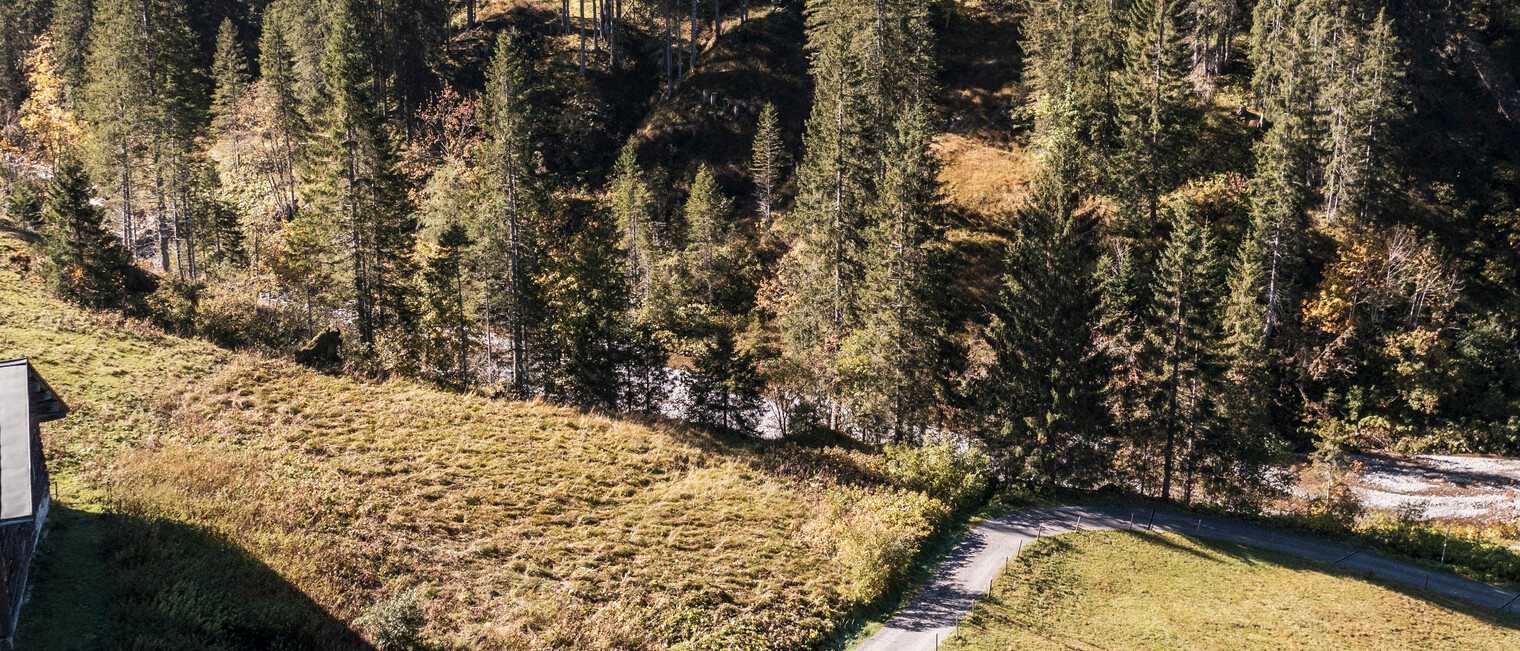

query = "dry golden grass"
[935,133,1036,217]
[0,221,946,649]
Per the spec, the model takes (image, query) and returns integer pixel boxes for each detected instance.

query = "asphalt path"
[855,505,1520,651]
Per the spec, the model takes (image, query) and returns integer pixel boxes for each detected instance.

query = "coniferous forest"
[2,0,1519,510]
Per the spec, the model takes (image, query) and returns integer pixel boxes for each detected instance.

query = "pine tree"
[839,102,947,442]
[477,31,549,394]
[41,155,130,308]
[980,138,1108,484]
[1146,208,1225,502]
[750,102,786,226]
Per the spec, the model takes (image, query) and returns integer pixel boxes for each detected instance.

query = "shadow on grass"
[20,504,372,651]
[1155,533,1520,633]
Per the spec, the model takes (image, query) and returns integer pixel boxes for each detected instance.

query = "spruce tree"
[303,0,417,351]
[839,102,947,442]
[1020,0,1123,185]
[1214,233,1285,506]
[682,164,732,306]
[750,102,786,226]
[1097,242,1157,490]
[610,137,658,310]
[538,204,630,409]
[1146,209,1225,502]
[686,330,764,433]
[980,138,1108,484]
[477,31,549,394]
[1115,0,1198,234]
[48,0,91,100]
[41,155,129,308]
[209,18,249,143]
[84,0,154,259]
[1321,9,1405,226]
[774,0,873,426]
[255,9,305,226]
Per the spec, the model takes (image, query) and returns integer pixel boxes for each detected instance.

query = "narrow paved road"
[855,505,1520,651]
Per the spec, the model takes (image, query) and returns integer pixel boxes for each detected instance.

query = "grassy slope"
[946,530,1520,650]
[0,221,945,649]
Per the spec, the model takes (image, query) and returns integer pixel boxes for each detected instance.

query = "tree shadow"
[20,504,373,651]
[1157,533,1520,632]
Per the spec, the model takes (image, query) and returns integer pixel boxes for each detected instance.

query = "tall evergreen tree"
[1213,232,1285,506]
[255,9,306,227]
[83,0,153,259]
[1146,209,1225,502]
[980,138,1108,484]
[1321,8,1405,226]
[1115,0,1198,234]
[41,155,130,308]
[421,222,474,384]
[750,102,786,226]
[682,164,732,306]
[773,0,873,426]
[839,103,947,442]
[48,0,92,100]
[1021,0,1124,186]
[209,19,249,143]
[477,31,549,394]
[1097,243,1158,491]
[1245,0,1316,339]
[610,137,658,310]
[303,0,417,351]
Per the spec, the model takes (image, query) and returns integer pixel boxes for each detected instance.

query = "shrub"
[358,588,426,651]
[144,278,200,335]
[809,489,947,603]
[882,436,993,513]
[1357,515,1520,586]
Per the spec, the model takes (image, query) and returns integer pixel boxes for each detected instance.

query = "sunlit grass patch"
[946,531,1520,650]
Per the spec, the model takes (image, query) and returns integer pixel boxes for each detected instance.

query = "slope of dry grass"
[0,221,950,649]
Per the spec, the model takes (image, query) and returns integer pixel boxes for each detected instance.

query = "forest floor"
[878,508,1520,651]
[0,220,952,649]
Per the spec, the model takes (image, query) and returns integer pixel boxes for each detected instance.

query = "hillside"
[0,221,954,649]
